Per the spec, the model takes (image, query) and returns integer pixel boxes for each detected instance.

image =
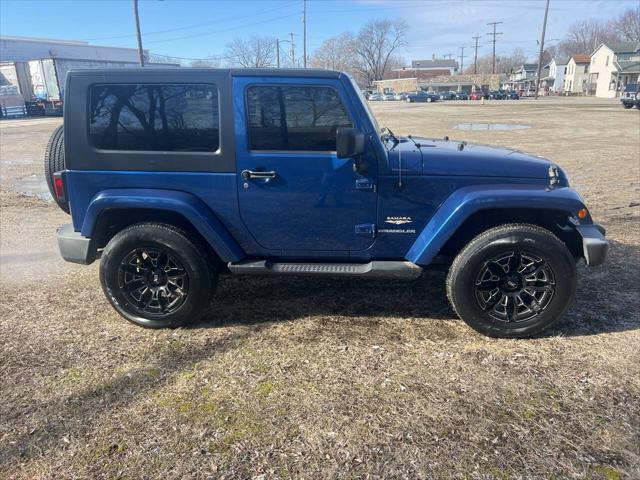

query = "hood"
[387,137,564,181]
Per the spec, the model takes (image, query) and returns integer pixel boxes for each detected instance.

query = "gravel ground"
[1,97,638,479]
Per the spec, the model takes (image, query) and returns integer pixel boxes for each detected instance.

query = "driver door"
[233,77,378,253]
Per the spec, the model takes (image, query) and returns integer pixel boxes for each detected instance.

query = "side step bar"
[228,260,422,280]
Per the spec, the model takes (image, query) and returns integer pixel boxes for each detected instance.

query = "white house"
[542,58,567,93]
[588,42,640,98]
[563,55,590,94]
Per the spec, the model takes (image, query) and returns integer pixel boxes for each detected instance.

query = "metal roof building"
[0,36,145,63]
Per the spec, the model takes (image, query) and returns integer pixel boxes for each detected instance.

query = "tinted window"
[89,84,218,152]
[246,85,352,151]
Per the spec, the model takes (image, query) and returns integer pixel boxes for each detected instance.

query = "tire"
[406,97,411,103]
[44,125,70,213]
[427,97,432,103]
[100,223,217,328]
[446,224,577,338]
[623,104,633,109]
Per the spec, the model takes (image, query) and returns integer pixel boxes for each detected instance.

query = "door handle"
[241,170,276,180]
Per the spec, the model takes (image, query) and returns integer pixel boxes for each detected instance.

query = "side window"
[246,85,352,151]
[89,84,219,152]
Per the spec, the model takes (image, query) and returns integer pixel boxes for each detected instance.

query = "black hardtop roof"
[66,67,343,79]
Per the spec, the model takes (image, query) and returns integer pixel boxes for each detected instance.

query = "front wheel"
[446,224,577,338]
[426,97,433,103]
[100,223,217,328]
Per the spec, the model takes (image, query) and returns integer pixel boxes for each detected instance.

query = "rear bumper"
[57,223,96,265]
[575,224,608,266]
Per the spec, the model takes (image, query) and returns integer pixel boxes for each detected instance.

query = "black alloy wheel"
[447,224,577,338]
[474,251,555,323]
[118,247,190,316]
[100,223,217,328]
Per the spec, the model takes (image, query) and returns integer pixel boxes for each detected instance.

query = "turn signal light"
[577,208,588,219]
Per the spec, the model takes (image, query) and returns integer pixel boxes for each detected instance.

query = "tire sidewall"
[450,229,577,338]
[100,225,214,328]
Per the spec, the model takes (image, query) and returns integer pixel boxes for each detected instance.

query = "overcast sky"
[1,0,637,63]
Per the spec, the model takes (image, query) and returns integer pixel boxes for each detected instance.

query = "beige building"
[373,73,504,94]
[563,55,590,94]
[587,42,640,98]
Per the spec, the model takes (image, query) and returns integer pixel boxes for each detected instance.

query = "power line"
[486,21,503,74]
[84,1,295,41]
[145,12,300,44]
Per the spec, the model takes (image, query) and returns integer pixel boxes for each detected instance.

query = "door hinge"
[355,223,376,238]
[355,178,376,192]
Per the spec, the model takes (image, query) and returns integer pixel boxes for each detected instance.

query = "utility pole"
[276,38,280,68]
[458,46,466,74]
[472,35,481,75]
[486,21,503,74]
[289,32,296,67]
[302,0,307,68]
[133,0,145,66]
[535,0,550,99]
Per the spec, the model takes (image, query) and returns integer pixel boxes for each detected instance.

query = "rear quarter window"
[89,84,219,152]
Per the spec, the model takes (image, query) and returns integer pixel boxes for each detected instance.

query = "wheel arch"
[82,189,245,264]
[435,207,583,262]
[405,185,589,266]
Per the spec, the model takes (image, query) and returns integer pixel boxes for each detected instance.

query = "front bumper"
[575,224,608,266]
[57,223,96,265]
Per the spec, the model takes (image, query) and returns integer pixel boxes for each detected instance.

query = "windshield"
[346,74,381,134]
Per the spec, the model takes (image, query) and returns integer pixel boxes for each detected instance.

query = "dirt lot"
[1,97,638,479]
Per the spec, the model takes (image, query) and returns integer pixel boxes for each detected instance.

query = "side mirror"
[336,127,365,159]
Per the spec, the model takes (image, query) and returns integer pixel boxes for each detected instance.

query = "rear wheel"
[426,97,433,103]
[100,223,217,328]
[447,224,577,338]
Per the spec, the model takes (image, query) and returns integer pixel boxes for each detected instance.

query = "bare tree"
[614,7,640,42]
[464,48,528,75]
[352,19,408,85]
[224,36,277,68]
[310,32,358,72]
[556,19,621,57]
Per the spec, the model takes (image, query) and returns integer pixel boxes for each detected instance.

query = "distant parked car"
[455,92,469,100]
[620,84,639,109]
[489,90,507,100]
[382,92,396,101]
[394,92,407,101]
[439,91,457,100]
[368,92,383,101]
[404,91,438,103]
[470,91,489,100]
[504,90,520,100]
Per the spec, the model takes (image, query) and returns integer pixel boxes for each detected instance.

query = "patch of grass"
[587,466,622,480]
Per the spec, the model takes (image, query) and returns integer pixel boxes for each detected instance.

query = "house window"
[605,55,609,66]
[89,83,219,152]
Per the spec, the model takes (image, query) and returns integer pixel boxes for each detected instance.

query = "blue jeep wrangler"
[47,68,608,338]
